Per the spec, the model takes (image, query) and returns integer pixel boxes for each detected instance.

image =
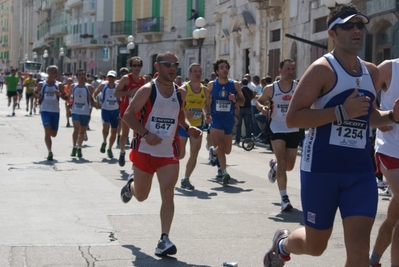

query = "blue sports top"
[301,52,376,173]
[210,78,236,117]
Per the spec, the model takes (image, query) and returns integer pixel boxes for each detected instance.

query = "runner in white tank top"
[370,58,399,267]
[34,65,68,161]
[256,58,300,211]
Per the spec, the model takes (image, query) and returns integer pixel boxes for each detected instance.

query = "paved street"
[0,88,392,267]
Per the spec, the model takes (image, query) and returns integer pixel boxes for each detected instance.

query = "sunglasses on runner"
[334,21,365,31]
[158,61,179,68]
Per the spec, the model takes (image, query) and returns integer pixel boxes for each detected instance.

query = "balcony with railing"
[66,0,83,8]
[83,0,95,15]
[65,33,82,47]
[137,17,164,34]
[50,23,68,36]
[110,21,135,37]
[42,0,50,11]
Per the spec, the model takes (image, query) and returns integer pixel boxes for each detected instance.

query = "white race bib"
[216,100,231,112]
[329,119,367,149]
[150,116,176,136]
[276,103,289,117]
[45,91,57,100]
[74,103,86,111]
[188,108,202,119]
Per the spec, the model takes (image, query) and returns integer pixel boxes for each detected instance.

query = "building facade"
[5,0,399,81]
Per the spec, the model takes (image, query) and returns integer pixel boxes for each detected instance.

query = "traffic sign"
[88,60,96,69]
[65,57,71,64]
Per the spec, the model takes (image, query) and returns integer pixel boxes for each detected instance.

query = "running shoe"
[119,151,126,167]
[126,137,130,146]
[120,176,134,203]
[77,148,83,158]
[181,178,195,190]
[216,169,223,178]
[222,172,231,185]
[29,111,32,116]
[33,107,36,114]
[12,112,15,116]
[100,142,106,153]
[107,148,113,158]
[155,235,177,256]
[263,228,291,267]
[376,178,388,189]
[268,159,277,183]
[47,152,53,161]
[281,195,293,211]
[71,147,77,157]
[66,121,70,127]
[209,146,217,166]
[83,132,88,141]
[379,186,392,197]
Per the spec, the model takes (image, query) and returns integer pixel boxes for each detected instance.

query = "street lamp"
[192,17,207,65]
[33,52,37,62]
[59,47,64,78]
[127,35,135,56]
[43,49,48,70]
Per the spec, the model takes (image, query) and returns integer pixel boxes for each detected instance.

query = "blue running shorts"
[101,109,119,129]
[41,111,60,131]
[300,170,378,230]
[72,114,90,127]
[210,115,235,135]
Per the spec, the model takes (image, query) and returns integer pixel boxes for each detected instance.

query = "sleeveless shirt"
[270,80,299,133]
[301,52,376,173]
[375,58,399,158]
[184,82,206,127]
[40,81,60,113]
[134,81,182,158]
[71,83,91,115]
[101,82,119,111]
[210,78,236,117]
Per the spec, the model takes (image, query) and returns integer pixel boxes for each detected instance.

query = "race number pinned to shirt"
[188,107,202,119]
[215,100,231,112]
[276,104,289,117]
[150,116,176,136]
[45,91,57,100]
[329,119,367,149]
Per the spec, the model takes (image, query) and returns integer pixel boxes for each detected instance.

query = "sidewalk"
[0,88,392,267]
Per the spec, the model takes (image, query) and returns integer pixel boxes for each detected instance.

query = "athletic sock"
[279,190,287,198]
[369,251,382,265]
[278,239,289,256]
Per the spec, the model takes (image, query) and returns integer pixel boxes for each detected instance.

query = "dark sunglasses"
[159,61,179,68]
[131,64,142,67]
[335,21,365,31]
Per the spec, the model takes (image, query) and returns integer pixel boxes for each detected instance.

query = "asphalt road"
[0,87,392,266]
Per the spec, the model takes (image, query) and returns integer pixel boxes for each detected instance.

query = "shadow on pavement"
[122,245,211,267]
[174,187,217,199]
[268,204,304,224]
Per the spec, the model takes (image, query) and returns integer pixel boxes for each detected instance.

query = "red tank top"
[120,74,145,108]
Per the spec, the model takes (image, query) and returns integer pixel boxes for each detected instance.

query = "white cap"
[107,70,117,77]
[328,10,369,30]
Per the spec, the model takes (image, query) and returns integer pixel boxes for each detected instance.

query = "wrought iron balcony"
[137,17,164,34]
[83,0,95,15]
[111,21,135,36]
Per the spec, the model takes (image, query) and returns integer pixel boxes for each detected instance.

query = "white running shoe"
[268,159,277,183]
[376,178,388,189]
